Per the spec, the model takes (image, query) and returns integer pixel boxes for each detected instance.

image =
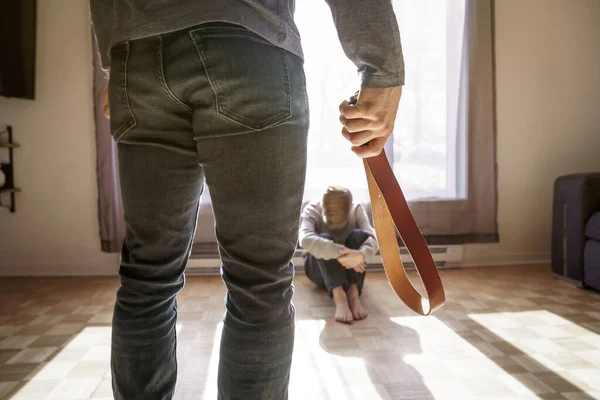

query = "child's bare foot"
[332,287,353,324]
[348,284,368,320]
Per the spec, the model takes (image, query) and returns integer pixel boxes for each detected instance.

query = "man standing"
[90,1,404,398]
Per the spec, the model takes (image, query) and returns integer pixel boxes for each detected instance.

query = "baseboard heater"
[186,244,463,276]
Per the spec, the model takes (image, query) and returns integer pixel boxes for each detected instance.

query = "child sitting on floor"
[299,186,378,323]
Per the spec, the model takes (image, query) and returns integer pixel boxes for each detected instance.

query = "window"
[296,0,467,203]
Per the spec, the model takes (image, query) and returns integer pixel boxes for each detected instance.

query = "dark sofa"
[552,173,600,291]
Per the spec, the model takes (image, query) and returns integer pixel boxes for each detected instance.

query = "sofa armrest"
[552,173,600,282]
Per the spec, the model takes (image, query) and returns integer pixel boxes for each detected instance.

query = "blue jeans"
[305,230,369,296]
[108,23,309,400]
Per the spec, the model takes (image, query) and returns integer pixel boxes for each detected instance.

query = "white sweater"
[299,201,378,261]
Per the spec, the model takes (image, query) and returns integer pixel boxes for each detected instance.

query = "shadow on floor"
[318,317,434,400]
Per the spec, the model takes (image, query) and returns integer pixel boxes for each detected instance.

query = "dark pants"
[108,23,309,400]
[305,229,369,296]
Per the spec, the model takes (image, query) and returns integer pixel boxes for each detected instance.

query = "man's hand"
[338,248,366,273]
[338,86,402,158]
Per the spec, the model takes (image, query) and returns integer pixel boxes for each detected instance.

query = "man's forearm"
[325,0,405,88]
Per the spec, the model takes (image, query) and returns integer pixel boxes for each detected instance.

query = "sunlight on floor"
[8,327,112,400]
[200,322,221,399]
[470,310,600,397]
[390,316,545,400]
[292,319,383,399]
[7,313,600,399]
[195,317,600,400]
[8,324,186,400]
[197,320,385,400]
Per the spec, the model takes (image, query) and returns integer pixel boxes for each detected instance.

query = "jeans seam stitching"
[113,41,137,142]
[189,30,231,122]
[281,48,292,120]
[157,36,193,114]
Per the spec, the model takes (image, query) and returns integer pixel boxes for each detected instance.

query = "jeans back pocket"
[109,42,137,142]
[190,25,292,131]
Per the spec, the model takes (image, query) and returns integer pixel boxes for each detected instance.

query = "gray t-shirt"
[299,201,378,260]
[90,0,405,88]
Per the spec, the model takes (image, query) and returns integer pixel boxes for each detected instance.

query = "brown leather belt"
[365,155,445,315]
[350,95,445,315]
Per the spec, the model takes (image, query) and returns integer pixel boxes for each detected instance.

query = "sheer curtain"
[296,0,467,203]
[296,0,498,243]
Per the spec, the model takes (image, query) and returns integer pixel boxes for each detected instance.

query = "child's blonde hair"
[322,186,352,230]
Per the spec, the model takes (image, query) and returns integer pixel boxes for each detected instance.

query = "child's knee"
[345,229,369,248]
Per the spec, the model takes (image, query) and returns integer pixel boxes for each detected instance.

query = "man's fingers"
[339,100,372,120]
[340,115,378,133]
[339,100,358,118]
[339,95,394,157]
[351,137,387,158]
[340,99,382,120]
[342,128,379,147]
[339,86,402,159]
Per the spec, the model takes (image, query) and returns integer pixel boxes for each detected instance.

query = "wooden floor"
[1,265,600,400]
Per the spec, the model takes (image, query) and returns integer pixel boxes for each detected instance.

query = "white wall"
[463,0,600,266]
[1,0,600,275]
[0,0,119,275]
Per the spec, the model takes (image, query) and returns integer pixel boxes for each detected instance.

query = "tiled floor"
[1,265,599,399]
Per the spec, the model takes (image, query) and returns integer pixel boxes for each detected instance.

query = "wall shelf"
[0,188,21,194]
[0,142,21,149]
[0,126,21,213]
